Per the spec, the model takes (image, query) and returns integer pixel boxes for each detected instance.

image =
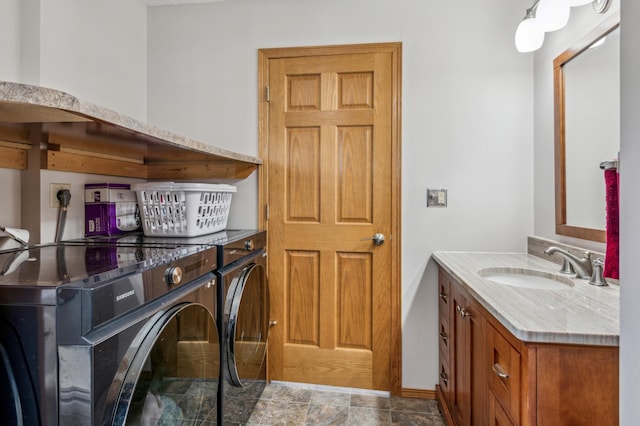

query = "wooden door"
[258,43,401,392]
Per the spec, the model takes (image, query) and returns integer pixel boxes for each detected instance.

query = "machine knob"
[165,266,183,285]
[244,240,255,251]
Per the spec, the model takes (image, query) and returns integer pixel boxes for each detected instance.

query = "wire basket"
[131,182,236,237]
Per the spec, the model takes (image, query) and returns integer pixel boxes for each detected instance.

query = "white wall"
[0,0,149,241]
[533,1,620,253]
[147,0,534,390]
[0,170,22,229]
[620,0,640,423]
[39,0,148,121]
[0,0,21,82]
[0,1,26,229]
[1,0,147,119]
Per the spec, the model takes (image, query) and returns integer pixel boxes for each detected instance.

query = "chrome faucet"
[544,246,593,279]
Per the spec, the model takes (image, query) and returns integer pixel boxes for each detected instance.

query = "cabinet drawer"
[489,391,515,426]
[439,354,452,401]
[438,312,451,361]
[488,326,521,424]
[438,270,451,319]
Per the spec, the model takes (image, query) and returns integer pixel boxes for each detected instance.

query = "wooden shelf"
[0,82,260,179]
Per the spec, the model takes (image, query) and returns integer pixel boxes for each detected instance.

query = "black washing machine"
[213,231,269,425]
[0,239,221,425]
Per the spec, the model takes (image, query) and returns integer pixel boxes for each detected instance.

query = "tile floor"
[242,382,446,425]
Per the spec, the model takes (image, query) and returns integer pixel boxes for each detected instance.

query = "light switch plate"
[427,189,447,207]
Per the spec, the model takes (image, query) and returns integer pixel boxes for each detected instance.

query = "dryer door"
[225,262,270,386]
[111,302,219,425]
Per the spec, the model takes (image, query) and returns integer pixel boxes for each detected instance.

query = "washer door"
[225,262,270,386]
[112,303,219,425]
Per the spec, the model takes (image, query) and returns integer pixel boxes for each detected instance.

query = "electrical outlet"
[427,188,447,207]
[50,183,71,208]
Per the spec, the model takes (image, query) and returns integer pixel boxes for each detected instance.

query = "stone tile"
[245,399,269,424]
[350,394,390,410]
[271,385,314,403]
[177,395,217,421]
[224,397,260,424]
[186,380,218,398]
[389,396,438,414]
[304,404,350,425]
[219,383,445,425]
[225,380,266,399]
[310,390,351,407]
[259,383,278,400]
[348,407,392,425]
[391,411,439,425]
[160,378,199,394]
[259,400,309,425]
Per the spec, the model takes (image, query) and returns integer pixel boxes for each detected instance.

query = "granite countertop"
[432,251,619,347]
[0,81,261,165]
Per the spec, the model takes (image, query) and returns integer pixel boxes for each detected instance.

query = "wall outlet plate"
[50,183,71,208]
[427,189,447,207]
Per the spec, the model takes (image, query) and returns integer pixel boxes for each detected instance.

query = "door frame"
[257,42,402,395]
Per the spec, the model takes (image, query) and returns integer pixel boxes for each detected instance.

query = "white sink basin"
[478,268,574,290]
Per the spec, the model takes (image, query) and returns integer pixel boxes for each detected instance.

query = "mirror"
[553,16,619,243]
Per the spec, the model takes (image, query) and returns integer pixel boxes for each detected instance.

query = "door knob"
[361,233,385,246]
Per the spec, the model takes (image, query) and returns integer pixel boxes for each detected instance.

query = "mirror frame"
[553,14,619,243]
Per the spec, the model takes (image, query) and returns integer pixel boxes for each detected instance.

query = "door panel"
[261,44,400,392]
[286,250,320,346]
[286,127,320,222]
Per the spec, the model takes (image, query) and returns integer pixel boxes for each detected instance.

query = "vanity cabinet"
[436,267,619,426]
[438,269,488,426]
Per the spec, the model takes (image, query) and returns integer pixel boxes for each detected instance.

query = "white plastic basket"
[131,182,236,237]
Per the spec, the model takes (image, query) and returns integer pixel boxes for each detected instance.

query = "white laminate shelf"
[432,251,619,346]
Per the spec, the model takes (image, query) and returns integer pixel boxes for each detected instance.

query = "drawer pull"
[439,292,448,302]
[439,331,448,344]
[456,305,470,318]
[492,363,509,379]
[440,370,448,385]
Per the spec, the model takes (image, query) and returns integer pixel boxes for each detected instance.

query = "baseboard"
[401,387,437,399]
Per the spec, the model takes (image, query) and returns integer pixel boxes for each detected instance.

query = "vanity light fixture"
[537,0,570,32]
[515,2,545,53]
[515,0,612,53]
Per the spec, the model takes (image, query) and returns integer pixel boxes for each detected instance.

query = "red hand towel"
[603,168,619,279]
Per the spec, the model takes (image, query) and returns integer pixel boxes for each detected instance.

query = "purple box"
[85,183,141,236]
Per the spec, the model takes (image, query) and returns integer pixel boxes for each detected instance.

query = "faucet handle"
[559,258,576,275]
[589,257,608,286]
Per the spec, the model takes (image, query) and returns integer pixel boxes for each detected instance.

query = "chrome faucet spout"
[544,246,593,279]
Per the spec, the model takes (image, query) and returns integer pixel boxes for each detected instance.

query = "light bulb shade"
[515,18,545,52]
[537,0,571,32]
[569,0,591,6]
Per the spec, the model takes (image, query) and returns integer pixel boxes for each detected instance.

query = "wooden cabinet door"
[264,45,399,391]
[451,279,488,426]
